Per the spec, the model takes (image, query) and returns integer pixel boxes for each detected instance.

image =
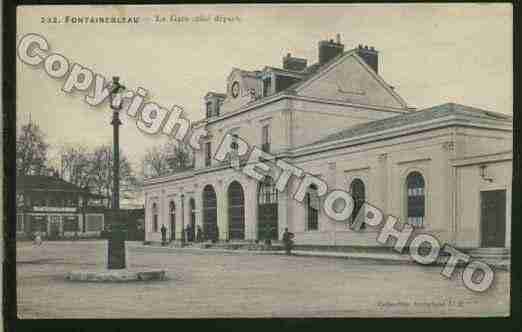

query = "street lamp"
[107,76,126,269]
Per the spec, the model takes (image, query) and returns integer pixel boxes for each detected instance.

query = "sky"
[16,4,513,171]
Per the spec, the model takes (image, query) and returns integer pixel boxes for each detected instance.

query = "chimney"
[282,53,307,71]
[356,44,379,73]
[318,34,345,65]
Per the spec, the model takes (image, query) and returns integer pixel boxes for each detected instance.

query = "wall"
[290,98,404,147]
[195,99,290,169]
[297,54,405,109]
[455,158,512,248]
[290,127,456,246]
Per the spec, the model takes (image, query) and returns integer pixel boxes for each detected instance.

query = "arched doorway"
[257,177,278,240]
[189,198,196,241]
[228,181,245,240]
[202,185,218,241]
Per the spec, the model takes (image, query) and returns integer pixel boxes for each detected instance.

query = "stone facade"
[143,36,512,249]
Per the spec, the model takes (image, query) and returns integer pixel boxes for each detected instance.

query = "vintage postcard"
[14,4,512,318]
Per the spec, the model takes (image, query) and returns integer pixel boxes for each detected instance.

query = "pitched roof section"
[291,49,408,109]
[218,46,409,115]
[309,103,512,146]
[17,175,89,193]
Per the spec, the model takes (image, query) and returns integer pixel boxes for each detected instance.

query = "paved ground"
[17,240,510,318]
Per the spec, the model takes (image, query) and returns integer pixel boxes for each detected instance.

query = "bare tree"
[89,145,138,208]
[58,145,93,188]
[16,120,49,176]
[166,142,193,171]
[142,140,193,178]
[142,145,171,178]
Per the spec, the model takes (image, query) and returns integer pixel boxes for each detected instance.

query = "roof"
[17,175,91,194]
[255,47,406,108]
[205,91,227,99]
[308,103,512,146]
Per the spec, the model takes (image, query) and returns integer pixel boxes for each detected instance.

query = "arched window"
[169,201,175,240]
[305,184,319,231]
[350,179,366,229]
[152,202,158,232]
[406,171,425,227]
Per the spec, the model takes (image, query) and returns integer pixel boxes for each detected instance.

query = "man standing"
[160,224,167,246]
[33,232,43,246]
[282,228,294,255]
[196,225,203,243]
[184,224,191,243]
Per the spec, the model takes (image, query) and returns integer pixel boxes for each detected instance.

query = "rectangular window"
[63,216,79,232]
[86,214,103,231]
[205,142,212,167]
[263,77,272,97]
[262,124,270,153]
[31,215,47,232]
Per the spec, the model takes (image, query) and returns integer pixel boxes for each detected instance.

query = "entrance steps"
[468,247,510,260]
[193,240,283,251]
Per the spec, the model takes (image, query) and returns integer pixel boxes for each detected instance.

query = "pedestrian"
[161,224,167,246]
[184,224,190,242]
[196,225,202,243]
[33,232,43,246]
[282,227,294,255]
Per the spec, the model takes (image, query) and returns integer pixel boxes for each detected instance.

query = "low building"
[143,35,512,250]
[16,175,108,239]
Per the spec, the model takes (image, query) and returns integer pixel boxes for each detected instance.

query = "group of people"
[159,223,295,254]
[184,224,204,243]
[160,224,207,246]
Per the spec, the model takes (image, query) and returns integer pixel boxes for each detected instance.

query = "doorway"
[480,190,506,247]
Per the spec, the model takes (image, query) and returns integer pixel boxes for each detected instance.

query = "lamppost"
[107,76,126,269]
[180,193,185,247]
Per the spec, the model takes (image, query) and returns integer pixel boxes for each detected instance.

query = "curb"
[65,269,167,282]
[131,244,510,270]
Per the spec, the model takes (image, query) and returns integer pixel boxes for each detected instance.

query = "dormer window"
[205,93,225,119]
[206,101,212,118]
[263,77,272,97]
[216,100,222,116]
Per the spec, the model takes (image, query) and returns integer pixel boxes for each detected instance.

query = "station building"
[143,35,512,250]
[16,174,107,239]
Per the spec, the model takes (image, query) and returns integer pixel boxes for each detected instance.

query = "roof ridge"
[300,102,512,149]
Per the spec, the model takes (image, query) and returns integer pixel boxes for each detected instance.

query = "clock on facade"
[231,81,240,98]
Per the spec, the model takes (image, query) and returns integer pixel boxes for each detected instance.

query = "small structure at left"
[16,174,167,282]
[16,174,108,240]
